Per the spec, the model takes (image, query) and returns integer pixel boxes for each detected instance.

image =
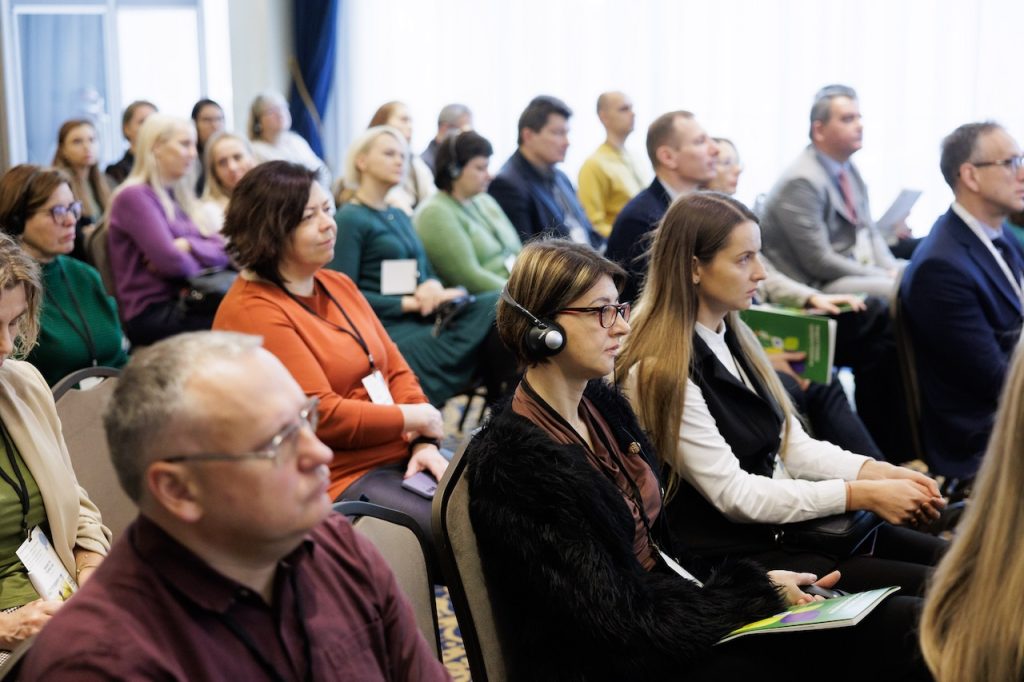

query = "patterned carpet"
[436,586,471,681]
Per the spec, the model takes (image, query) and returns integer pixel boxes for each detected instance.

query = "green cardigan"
[28,256,127,385]
[329,202,498,405]
[414,192,522,293]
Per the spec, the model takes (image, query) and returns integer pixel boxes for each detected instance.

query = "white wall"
[339,0,1024,235]
[227,0,291,137]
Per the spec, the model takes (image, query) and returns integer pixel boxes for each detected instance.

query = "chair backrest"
[333,501,441,661]
[0,634,35,680]
[432,438,506,682]
[84,216,115,297]
[52,367,136,541]
[892,270,926,462]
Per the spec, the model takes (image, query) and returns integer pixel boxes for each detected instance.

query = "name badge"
[361,369,394,405]
[16,526,77,601]
[380,259,419,295]
[503,254,517,275]
[659,549,704,587]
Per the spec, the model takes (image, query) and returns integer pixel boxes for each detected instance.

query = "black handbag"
[431,294,476,337]
[774,510,883,556]
[178,268,238,315]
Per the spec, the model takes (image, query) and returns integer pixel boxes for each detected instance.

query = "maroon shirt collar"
[128,514,315,614]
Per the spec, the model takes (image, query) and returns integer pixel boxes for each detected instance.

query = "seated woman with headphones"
[413,131,521,294]
[465,238,930,681]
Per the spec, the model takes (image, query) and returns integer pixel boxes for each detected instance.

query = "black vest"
[665,328,785,555]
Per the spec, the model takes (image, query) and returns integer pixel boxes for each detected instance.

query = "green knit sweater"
[28,256,127,385]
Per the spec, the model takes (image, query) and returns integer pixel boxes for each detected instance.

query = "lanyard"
[0,420,30,539]
[46,260,99,366]
[217,566,313,682]
[281,279,378,372]
[521,379,659,548]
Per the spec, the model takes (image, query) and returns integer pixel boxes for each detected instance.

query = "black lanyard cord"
[217,566,313,682]
[0,421,30,539]
[520,379,658,547]
[46,260,99,366]
[280,278,377,371]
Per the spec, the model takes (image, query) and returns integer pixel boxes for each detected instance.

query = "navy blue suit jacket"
[606,178,671,303]
[488,150,604,249]
[899,208,1024,477]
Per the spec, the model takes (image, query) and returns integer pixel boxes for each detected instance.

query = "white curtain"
[338,0,1024,235]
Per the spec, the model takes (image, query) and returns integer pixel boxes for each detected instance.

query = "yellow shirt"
[577,142,645,237]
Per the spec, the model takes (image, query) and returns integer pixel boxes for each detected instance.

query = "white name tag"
[503,254,517,275]
[361,369,395,405]
[16,526,77,601]
[659,549,703,587]
[380,259,419,295]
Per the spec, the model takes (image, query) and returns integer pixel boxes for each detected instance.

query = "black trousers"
[743,524,948,597]
[123,299,216,347]
[832,297,913,462]
[780,372,884,460]
[689,595,930,681]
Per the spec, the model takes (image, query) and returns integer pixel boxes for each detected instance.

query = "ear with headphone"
[500,285,566,357]
[445,133,463,181]
[6,169,43,236]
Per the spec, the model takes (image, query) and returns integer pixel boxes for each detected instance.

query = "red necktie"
[837,168,859,223]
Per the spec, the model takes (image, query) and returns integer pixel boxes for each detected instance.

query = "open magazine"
[717,586,900,644]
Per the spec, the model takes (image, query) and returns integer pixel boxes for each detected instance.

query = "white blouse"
[624,321,869,524]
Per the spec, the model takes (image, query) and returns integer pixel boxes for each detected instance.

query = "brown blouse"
[512,380,662,570]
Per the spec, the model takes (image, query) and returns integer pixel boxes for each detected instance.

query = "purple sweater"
[108,184,228,321]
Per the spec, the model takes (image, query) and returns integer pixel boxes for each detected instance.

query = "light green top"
[0,426,46,609]
[414,192,522,294]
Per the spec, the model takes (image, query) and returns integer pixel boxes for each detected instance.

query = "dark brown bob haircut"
[222,160,318,288]
[498,238,625,366]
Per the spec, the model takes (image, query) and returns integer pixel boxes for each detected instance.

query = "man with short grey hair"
[899,121,1024,479]
[421,103,473,173]
[23,331,449,681]
[760,84,899,297]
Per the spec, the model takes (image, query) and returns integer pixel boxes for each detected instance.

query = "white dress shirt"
[624,321,869,524]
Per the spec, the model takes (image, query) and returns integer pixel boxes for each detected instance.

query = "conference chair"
[432,436,506,682]
[53,366,135,541]
[0,634,35,679]
[333,501,442,660]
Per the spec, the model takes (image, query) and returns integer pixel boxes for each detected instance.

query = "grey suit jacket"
[760,145,895,288]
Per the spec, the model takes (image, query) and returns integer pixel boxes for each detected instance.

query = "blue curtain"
[289,0,339,159]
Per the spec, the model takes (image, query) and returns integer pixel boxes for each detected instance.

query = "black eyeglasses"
[160,396,320,466]
[38,201,83,223]
[557,302,631,328]
[971,155,1024,172]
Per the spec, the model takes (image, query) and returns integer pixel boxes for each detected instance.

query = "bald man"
[577,91,646,237]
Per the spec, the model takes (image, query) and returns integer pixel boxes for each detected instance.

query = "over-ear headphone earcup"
[448,161,462,180]
[526,318,566,356]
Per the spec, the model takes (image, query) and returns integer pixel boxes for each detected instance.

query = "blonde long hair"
[333,125,407,206]
[615,192,793,496]
[919,341,1024,681]
[112,114,203,226]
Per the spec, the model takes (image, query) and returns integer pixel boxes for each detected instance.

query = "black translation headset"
[446,132,463,181]
[500,286,566,356]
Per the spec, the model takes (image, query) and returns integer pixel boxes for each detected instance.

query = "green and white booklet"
[717,586,900,644]
[739,305,837,384]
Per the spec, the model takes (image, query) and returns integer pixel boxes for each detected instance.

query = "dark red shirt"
[21,513,450,681]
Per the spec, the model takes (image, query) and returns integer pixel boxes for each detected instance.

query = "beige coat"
[0,360,111,577]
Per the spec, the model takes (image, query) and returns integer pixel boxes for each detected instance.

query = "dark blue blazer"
[606,178,671,303]
[899,208,1024,477]
[488,150,604,249]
